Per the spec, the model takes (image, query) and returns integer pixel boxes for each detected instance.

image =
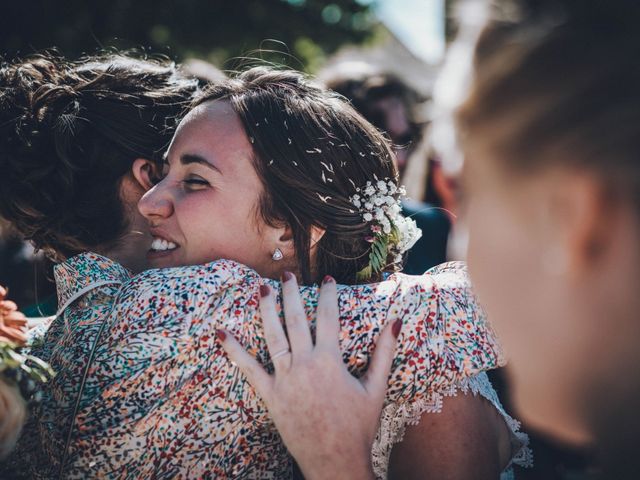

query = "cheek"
[465,195,541,330]
[180,190,265,257]
[464,193,591,439]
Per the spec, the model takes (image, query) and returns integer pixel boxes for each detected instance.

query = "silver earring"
[272,248,283,261]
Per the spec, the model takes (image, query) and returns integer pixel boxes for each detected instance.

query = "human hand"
[218,273,401,480]
[0,286,27,346]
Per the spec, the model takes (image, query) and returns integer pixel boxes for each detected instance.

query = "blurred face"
[457,152,601,445]
[138,100,288,277]
[371,96,414,174]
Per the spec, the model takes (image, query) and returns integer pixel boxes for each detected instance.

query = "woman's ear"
[547,171,613,277]
[131,158,158,192]
[310,226,326,249]
[277,226,296,258]
[277,226,326,249]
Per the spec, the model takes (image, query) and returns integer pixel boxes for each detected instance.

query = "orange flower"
[0,287,27,346]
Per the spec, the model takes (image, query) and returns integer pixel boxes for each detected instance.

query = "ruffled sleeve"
[333,261,504,402]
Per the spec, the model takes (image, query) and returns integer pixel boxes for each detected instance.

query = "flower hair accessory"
[350,178,422,281]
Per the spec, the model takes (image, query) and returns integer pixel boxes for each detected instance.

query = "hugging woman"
[0,54,529,478]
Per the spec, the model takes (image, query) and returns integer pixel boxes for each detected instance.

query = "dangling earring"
[272,248,283,261]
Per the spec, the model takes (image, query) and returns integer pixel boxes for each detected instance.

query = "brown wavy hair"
[194,67,399,285]
[0,52,199,261]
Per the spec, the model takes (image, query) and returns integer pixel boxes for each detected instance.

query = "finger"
[4,311,27,328]
[217,329,273,401]
[315,275,340,353]
[0,300,18,313]
[259,284,292,372]
[362,318,402,405]
[0,286,6,300]
[0,326,27,344]
[281,272,313,355]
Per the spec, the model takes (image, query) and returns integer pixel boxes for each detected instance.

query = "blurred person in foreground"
[226,0,640,478]
[455,2,640,477]
[319,64,452,274]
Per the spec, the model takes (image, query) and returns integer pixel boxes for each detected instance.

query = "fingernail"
[259,284,271,297]
[281,271,294,282]
[322,275,334,284]
[392,319,402,338]
[216,329,226,342]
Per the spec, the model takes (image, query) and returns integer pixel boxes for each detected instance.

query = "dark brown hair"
[456,0,640,209]
[194,67,399,285]
[0,52,199,261]
[323,69,426,147]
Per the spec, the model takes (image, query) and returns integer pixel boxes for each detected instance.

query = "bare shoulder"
[388,392,512,480]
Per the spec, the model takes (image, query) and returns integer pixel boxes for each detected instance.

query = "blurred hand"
[218,273,401,480]
[0,377,26,459]
[0,286,27,345]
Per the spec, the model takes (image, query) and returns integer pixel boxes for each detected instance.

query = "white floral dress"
[16,253,531,478]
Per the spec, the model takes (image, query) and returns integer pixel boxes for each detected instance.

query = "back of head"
[321,64,424,141]
[0,52,199,261]
[195,66,402,284]
[457,0,640,210]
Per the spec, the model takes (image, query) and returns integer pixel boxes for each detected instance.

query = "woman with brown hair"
[0,56,526,478]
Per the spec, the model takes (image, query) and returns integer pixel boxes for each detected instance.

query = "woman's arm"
[219,273,401,480]
[388,393,512,479]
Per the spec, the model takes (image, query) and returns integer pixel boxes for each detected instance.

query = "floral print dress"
[20,253,531,479]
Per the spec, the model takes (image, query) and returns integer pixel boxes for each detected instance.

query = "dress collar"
[54,252,131,316]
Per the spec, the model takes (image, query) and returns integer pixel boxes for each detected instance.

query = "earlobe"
[131,158,158,192]
[273,226,296,263]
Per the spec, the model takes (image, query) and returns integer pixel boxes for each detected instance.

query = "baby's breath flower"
[349,177,423,280]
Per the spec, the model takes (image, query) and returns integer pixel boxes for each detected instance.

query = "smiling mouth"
[149,237,179,253]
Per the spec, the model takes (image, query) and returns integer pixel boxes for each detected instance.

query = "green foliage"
[0,341,55,387]
[356,224,401,282]
[356,231,388,281]
[1,0,376,72]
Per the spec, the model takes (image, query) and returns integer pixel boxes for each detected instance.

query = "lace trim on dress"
[370,372,533,479]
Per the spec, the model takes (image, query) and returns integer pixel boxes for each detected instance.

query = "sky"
[374,0,445,64]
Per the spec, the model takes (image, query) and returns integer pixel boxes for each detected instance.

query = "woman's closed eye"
[182,176,210,190]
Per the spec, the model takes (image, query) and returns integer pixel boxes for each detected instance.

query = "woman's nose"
[138,182,174,220]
